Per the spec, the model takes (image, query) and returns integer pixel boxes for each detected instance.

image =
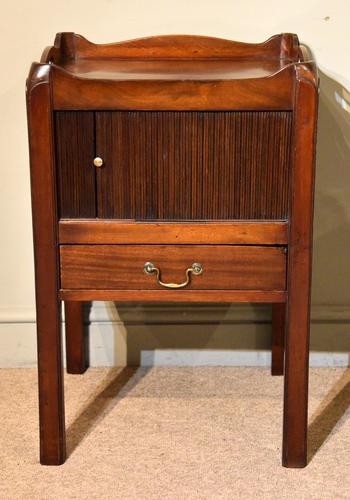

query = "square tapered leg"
[65,301,89,374]
[271,303,286,376]
[37,298,66,465]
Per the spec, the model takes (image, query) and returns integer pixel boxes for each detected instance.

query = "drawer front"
[60,245,286,290]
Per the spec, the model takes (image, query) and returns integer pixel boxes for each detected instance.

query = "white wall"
[1,0,350,367]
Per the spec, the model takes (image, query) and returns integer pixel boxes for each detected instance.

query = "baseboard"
[2,302,350,324]
[0,302,349,368]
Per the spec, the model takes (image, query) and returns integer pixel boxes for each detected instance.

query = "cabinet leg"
[27,64,66,465]
[37,298,66,465]
[282,298,310,468]
[271,303,286,376]
[65,301,89,374]
[281,64,317,468]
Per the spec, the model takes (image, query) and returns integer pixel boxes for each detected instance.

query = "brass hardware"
[93,157,104,168]
[144,262,203,289]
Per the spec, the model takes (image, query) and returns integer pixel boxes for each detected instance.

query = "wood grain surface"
[60,244,286,291]
[58,220,288,245]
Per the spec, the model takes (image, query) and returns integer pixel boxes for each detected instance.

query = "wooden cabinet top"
[27,33,317,110]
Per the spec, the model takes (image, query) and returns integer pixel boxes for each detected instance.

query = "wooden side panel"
[55,111,95,217]
[60,245,286,291]
[96,111,292,220]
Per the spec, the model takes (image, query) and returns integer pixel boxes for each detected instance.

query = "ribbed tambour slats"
[56,111,292,220]
[55,111,96,218]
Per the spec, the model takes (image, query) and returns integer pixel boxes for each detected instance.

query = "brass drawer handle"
[144,262,203,289]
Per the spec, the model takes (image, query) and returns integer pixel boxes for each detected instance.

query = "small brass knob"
[93,157,104,168]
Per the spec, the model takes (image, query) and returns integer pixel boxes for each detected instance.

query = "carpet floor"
[0,367,350,499]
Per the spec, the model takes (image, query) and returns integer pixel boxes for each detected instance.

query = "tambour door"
[55,111,293,220]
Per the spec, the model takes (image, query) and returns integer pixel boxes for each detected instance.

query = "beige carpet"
[1,367,350,499]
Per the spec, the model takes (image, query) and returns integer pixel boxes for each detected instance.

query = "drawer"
[60,245,286,290]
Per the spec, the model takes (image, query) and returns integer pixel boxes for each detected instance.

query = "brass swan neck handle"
[143,262,203,289]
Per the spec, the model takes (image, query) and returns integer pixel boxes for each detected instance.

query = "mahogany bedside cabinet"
[26,33,318,467]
